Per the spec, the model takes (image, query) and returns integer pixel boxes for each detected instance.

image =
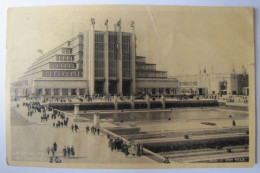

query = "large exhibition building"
[11,19,178,98]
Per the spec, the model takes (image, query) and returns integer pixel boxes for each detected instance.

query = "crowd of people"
[107,134,143,157]
[62,145,75,158]
[71,123,79,132]
[20,100,150,164]
[22,101,70,128]
[87,125,100,135]
[47,142,76,163]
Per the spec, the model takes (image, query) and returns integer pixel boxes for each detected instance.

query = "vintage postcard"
[5,5,255,168]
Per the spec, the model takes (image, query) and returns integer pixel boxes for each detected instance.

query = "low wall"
[48,100,220,111]
[104,127,141,135]
[142,135,249,153]
[165,100,219,108]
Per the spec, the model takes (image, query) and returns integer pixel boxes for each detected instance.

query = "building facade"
[176,69,249,96]
[11,19,178,98]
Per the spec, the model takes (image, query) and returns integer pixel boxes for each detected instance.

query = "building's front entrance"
[122,80,131,96]
[198,88,206,95]
[109,80,117,95]
[95,81,104,94]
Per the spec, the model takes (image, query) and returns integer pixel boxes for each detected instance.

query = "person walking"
[71,124,74,132]
[63,146,67,157]
[67,145,71,157]
[53,142,57,152]
[97,128,100,135]
[86,125,89,134]
[233,120,236,126]
[75,124,79,132]
[71,145,75,158]
[47,146,50,155]
[51,147,55,156]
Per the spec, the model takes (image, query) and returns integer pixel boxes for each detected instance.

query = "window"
[62,89,68,95]
[53,89,60,95]
[45,89,51,95]
[71,89,77,96]
[79,89,85,95]
[152,88,156,94]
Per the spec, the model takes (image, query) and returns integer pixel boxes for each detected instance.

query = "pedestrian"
[233,120,236,126]
[97,128,100,135]
[47,146,50,155]
[67,145,71,157]
[53,142,57,152]
[164,157,170,164]
[63,146,67,157]
[86,125,89,134]
[75,124,79,132]
[51,147,55,156]
[71,124,74,132]
[71,145,75,158]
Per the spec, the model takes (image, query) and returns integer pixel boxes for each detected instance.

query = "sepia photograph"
[5,5,255,169]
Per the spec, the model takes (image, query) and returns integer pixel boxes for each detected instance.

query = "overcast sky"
[6,5,254,81]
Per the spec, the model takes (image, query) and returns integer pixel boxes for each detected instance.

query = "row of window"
[95,69,104,77]
[49,63,76,69]
[136,72,167,78]
[123,69,130,78]
[39,88,85,96]
[95,42,104,52]
[122,35,131,44]
[136,64,156,71]
[179,81,198,86]
[136,57,146,63]
[95,32,104,43]
[61,48,72,54]
[56,55,74,61]
[137,88,177,94]
[42,70,82,77]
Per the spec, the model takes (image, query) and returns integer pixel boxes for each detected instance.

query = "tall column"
[68,89,71,96]
[130,21,136,96]
[104,19,109,95]
[89,18,95,96]
[116,19,123,96]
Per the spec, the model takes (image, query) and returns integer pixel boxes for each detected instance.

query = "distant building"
[11,19,178,98]
[176,68,249,96]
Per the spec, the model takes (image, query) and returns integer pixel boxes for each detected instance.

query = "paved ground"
[10,101,153,164]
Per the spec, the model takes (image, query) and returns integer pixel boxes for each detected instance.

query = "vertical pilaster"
[77,88,80,96]
[42,88,46,95]
[104,20,109,95]
[130,21,136,96]
[89,18,95,96]
[51,88,54,96]
[117,20,123,96]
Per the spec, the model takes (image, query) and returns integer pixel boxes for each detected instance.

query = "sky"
[6,5,254,81]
